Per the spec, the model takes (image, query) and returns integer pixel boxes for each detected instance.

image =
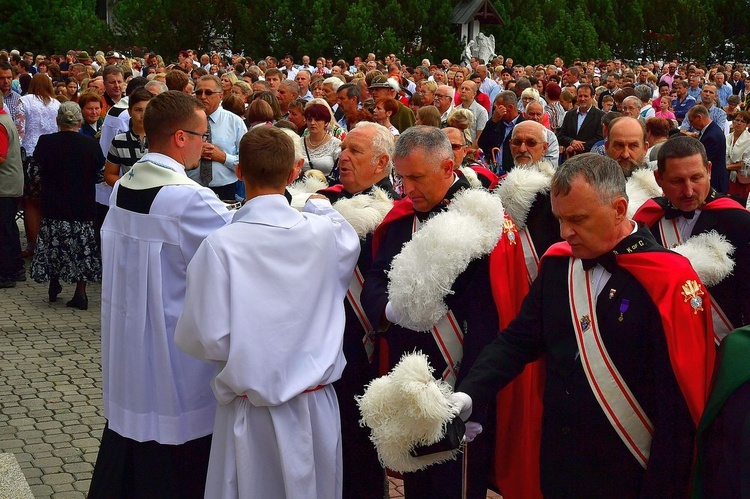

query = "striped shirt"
[107,124,147,176]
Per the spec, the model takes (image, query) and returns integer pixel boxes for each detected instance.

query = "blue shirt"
[680,105,727,133]
[716,83,733,107]
[687,86,702,101]
[186,106,247,188]
[672,95,696,121]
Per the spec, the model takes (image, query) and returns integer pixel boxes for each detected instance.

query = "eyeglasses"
[434,94,451,100]
[509,138,541,148]
[450,143,465,150]
[182,130,210,142]
[735,119,747,124]
[194,89,218,97]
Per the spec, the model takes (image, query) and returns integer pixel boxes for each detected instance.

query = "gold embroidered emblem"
[580,315,591,332]
[681,280,705,314]
[502,218,518,245]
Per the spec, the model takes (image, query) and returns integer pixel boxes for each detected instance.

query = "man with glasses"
[189,75,247,200]
[434,85,454,125]
[90,91,232,498]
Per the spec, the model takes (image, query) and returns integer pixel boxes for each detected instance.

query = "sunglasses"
[509,138,541,148]
[194,90,218,97]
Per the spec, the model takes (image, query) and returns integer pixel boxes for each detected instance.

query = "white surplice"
[175,194,360,499]
[101,152,232,445]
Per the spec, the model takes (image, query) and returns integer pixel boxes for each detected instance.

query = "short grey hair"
[322,77,343,92]
[393,125,452,171]
[495,90,518,106]
[352,121,395,173]
[634,84,652,104]
[144,80,167,95]
[551,153,627,204]
[57,101,82,128]
[622,95,642,110]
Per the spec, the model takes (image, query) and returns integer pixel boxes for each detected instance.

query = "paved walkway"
[0,233,499,498]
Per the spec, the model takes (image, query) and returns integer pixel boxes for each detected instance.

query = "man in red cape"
[455,153,715,497]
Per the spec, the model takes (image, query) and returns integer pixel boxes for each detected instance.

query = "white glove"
[463,422,483,443]
[384,301,402,324]
[450,392,473,422]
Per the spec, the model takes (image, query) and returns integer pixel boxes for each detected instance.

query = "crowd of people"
[1,46,750,498]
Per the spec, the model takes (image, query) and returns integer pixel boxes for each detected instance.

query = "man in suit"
[687,105,728,192]
[557,84,604,158]
[634,136,750,339]
[477,90,525,173]
[453,153,715,497]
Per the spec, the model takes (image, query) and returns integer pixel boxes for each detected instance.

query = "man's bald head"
[605,117,648,177]
[511,121,548,166]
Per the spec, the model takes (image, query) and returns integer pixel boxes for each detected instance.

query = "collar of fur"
[494,161,554,229]
[287,175,329,210]
[457,166,482,189]
[387,188,506,331]
[670,230,735,287]
[332,186,394,239]
[626,167,663,218]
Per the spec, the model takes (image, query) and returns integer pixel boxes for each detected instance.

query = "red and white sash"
[430,310,464,387]
[346,265,376,363]
[658,218,733,343]
[519,226,541,283]
[568,258,654,468]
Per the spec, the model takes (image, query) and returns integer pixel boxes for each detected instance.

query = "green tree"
[1,0,111,54]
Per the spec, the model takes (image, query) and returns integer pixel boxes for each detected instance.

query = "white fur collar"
[671,230,735,287]
[457,166,482,189]
[332,186,394,239]
[387,189,506,331]
[494,162,553,229]
[626,168,662,218]
[287,176,329,210]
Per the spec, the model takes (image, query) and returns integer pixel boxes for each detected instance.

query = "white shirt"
[101,152,232,444]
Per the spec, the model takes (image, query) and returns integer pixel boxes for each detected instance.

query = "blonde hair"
[446,108,474,144]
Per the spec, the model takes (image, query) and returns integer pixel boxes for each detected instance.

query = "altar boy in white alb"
[176,126,360,499]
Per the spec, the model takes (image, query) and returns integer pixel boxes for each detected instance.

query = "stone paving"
[0,224,499,498]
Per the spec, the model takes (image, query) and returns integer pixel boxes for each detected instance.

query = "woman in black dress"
[31,101,104,309]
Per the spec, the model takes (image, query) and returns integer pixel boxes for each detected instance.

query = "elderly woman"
[30,101,105,309]
[420,81,438,107]
[302,102,342,183]
[726,110,750,198]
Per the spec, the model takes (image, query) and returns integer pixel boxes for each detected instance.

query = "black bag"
[409,416,466,457]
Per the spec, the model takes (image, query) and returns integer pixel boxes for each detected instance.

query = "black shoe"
[0,279,16,289]
[66,293,88,310]
[14,268,26,282]
[49,281,63,302]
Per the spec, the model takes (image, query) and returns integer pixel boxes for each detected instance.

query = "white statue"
[476,33,496,65]
[462,40,476,67]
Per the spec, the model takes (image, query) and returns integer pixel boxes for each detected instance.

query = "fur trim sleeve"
[671,230,735,287]
[332,186,394,239]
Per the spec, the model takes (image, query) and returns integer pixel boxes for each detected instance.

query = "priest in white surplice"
[89,91,232,499]
[176,126,360,499]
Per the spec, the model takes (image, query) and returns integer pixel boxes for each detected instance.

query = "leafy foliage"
[0,0,747,65]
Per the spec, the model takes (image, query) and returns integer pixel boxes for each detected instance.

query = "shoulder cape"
[544,241,715,425]
[634,193,745,227]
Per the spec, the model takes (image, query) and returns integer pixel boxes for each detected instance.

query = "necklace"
[307,133,328,148]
